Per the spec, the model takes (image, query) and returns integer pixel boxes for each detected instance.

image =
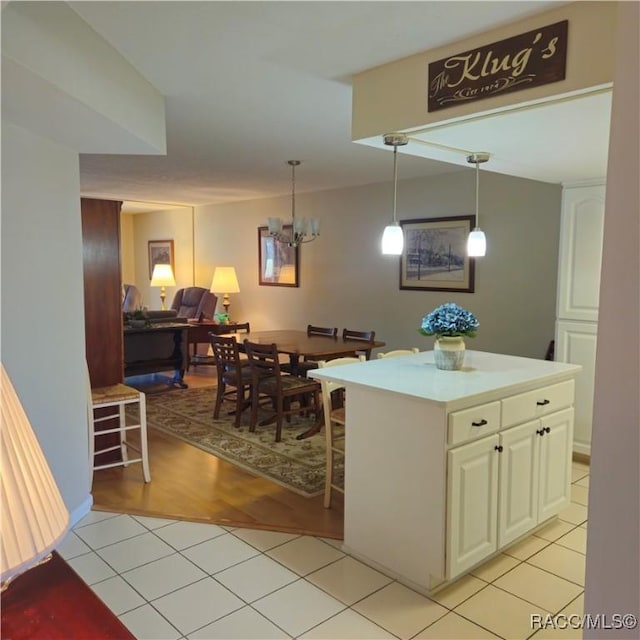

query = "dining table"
[233,329,385,439]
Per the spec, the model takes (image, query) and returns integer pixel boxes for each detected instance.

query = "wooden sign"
[428,20,568,112]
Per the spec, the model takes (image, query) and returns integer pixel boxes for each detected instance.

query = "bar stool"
[88,383,151,482]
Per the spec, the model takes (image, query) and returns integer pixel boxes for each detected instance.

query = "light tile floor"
[60,461,590,639]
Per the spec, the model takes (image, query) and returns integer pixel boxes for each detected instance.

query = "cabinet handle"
[472,419,488,427]
[544,426,551,434]
[494,445,504,452]
[536,429,545,436]
[536,399,551,406]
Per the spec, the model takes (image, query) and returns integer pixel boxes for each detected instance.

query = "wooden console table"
[123,322,189,387]
[1,551,135,639]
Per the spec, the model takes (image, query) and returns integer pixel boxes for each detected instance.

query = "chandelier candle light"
[381,133,409,255]
[268,160,320,248]
[467,152,490,257]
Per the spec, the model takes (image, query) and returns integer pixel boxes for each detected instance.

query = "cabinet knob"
[544,426,551,433]
[494,445,504,452]
[472,419,488,427]
[536,429,545,436]
[536,399,551,406]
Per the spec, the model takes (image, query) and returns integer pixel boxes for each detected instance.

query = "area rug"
[143,386,343,497]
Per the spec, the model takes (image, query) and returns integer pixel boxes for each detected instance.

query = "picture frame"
[399,216,475,292]
[148,239,175,279]
[258,226,299,287]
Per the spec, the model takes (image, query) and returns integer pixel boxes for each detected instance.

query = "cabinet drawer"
[502,380,575,428]
[448,401,501,446]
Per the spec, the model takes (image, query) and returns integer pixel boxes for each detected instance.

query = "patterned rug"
[144,386,342,497]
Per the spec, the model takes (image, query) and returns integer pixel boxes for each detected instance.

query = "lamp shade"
[210,267,240,294]
[150,263,176,287]
[1,364,69,586]
[467,228,487,257]
[381,224,404,255]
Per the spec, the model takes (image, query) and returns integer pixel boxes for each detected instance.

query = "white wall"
[130,170,561,358]
[584,2,640,633]
[1,122,91,522]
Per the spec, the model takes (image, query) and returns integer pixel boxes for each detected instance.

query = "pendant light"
[381,133,408,255]
[467,152,489,257]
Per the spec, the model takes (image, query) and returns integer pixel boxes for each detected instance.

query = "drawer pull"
[494,445,504,452]
[471,419,488,427]
[536,399,551,406]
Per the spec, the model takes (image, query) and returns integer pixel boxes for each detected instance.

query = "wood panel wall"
[81,198,123,388]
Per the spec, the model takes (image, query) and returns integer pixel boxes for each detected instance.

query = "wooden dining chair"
[342,328,376,359]
[377,348,419,359]
[210,334,253,428]
[317,355,366,508]
[243,340,322,442]
[282,324,339,376]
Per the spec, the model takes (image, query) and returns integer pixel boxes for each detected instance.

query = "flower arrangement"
[419,302,479,339]
[124,306,150,328]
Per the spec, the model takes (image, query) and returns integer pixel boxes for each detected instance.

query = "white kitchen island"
[309,350,581,594]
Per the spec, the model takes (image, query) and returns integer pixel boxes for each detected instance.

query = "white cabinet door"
[447,434,499,579]
[556,321,597,455]
[538,408,574,522]
[498,420,540,548]
[557,185,605,322]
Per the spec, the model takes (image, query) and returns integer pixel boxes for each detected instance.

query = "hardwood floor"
[90,367,344,539]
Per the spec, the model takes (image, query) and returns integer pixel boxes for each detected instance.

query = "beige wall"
[584,1,640,632]
[128,169,561,358]
[120,212,136,285]
[128,208,196,310]
[352,1,617,139]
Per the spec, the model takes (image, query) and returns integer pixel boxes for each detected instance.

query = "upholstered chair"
[170,287,217,320]
[122,284,143,312]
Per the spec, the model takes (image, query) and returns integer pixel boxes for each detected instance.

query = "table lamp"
[1,364,70,592]
[150,263,176,310]
[210,267,240,317]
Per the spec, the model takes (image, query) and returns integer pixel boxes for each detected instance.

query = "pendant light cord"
[392,145,398,224]
[475,160,480,227]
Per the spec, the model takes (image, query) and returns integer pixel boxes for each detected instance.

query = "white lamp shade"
[210,266,240,294]
[381,224,404,255]
[150,263,176,287]
[467,228,487,257]
[1,364,69,585]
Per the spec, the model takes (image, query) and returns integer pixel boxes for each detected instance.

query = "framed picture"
[258,226,299,287]
[148,239,175,279]
[399,216,475,292]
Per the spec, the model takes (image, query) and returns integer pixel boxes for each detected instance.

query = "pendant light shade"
[467,228,487,256]
[467,152,490,257]
[381,133,408,255]
[382,224,404,254]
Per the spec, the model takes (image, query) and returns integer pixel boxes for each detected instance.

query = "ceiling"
[68,1,610,214]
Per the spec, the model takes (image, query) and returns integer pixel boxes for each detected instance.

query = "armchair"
[122,284,142,312]
[170,287,218,320]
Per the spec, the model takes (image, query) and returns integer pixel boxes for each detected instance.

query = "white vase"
[434,336,466,370]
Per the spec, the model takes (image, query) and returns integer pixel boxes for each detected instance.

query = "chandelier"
[268,160,320,248]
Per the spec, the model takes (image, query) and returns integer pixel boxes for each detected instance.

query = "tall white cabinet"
[555,183,605,457]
